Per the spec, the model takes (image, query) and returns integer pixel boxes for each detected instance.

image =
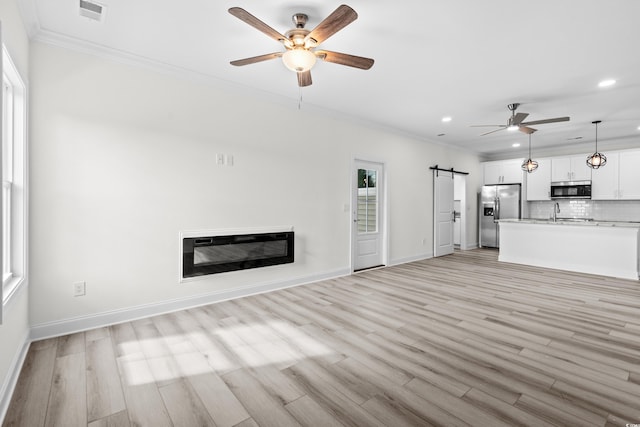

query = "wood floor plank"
[282,360,388,427]
[158,378,216,426]
[361,395,437,427]
[221,368,301,427]
[45,352,87,427]
[3,345,57,426]
[86,337,126,422]
[87,410,130,427]
[187,371,251,427]
[404,377,513,427]
[56,332,85,357]
[115,358,173,427]
[284,395,346,427]
[462,388,557,427]
[334,356,468,427]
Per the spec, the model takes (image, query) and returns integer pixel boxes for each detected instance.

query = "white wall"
[0,0,30,421]
[28,41,482,334]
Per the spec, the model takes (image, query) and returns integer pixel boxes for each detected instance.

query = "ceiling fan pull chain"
[298,87,303,110]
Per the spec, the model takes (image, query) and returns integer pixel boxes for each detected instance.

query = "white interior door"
[353,160,385,271]
[434,170,454,257]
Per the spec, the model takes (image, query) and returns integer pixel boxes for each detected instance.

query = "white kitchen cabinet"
[483,159,523,185]
[525,158,551,200]
[619,149,640,199]
[551,155,591,182]
[593,149,640,200]
[591,152,619,200]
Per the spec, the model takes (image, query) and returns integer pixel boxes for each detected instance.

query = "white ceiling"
[19,0,640,158]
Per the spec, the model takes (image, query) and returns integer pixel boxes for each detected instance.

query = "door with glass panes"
[353,160,385,271]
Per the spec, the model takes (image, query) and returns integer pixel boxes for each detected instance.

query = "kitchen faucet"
[553,202,560,222]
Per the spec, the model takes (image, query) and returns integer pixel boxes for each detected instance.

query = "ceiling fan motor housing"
[292,13,308,28]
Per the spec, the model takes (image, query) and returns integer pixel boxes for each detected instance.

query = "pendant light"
[586,120,607,169]
[521,131,539,173]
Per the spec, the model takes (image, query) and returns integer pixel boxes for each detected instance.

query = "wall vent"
[79,0,105,22]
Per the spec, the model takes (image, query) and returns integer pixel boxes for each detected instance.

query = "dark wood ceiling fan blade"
[480,127,507,136]
[521,117,570,126]
[519,126,537,134]
[305,5,358,45]
[228,7,287,43]
[297,70,312,87]
[512,112,529,125]
[230,52,283,66]
[315,50,374,69]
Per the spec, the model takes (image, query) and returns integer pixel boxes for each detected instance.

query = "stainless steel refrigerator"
[479,184,521,248]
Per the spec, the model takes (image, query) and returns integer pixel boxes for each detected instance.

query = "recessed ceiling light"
[598,79,616,88]
[441,116,452,123]
[512,143,520,148]
[637,126,640,131]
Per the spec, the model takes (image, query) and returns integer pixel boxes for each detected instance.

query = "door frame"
[351,158,388,272]
[454,173,467,250]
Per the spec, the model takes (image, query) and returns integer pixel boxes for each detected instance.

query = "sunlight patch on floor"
[117,321,334,385]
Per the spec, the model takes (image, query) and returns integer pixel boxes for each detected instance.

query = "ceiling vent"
[79,0,105,22]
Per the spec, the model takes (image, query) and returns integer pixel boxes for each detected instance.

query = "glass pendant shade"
[522,158,539,172]
[587,152,607,169]
[587,120,607,169]
[282,48,316,72]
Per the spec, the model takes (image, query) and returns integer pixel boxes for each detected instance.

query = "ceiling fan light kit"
[282,49,316,72]
[587,120,607,169]
[228,5,374,87]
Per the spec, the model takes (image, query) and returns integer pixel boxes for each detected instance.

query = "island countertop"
[497,219,639,280]
[499,218,640,228]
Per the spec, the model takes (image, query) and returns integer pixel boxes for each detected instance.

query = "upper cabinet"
[525,158,552,201]
[551,154,591,182]
[592,149,640,200]
[483,159,523,185]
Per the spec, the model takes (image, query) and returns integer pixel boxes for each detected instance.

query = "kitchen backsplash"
[527,200,640,222]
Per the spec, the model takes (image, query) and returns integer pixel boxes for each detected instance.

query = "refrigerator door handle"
[494,198,500,223]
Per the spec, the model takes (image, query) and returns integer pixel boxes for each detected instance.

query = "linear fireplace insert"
[182,229,294,278]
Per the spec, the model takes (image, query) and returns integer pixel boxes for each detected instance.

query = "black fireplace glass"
[183,231,294,278]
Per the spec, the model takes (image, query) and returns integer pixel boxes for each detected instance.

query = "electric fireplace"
[182,229,294,278]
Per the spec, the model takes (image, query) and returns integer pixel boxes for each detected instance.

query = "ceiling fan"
[472,103,570,136]
[228,5,374,87]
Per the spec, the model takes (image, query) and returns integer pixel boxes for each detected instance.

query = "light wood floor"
[4,249,640,426]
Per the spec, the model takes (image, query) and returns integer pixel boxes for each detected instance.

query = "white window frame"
[1,43,28,320]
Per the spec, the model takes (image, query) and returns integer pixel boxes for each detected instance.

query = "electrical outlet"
[73,281,86,297]
[216,154,225,166]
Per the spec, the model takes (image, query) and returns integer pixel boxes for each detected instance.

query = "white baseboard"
[463,242,479,250]
[0,330,30,425]
[389,252,433,266]
[30,267,351,341]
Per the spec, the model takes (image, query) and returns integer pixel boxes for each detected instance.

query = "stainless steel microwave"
[550,181,591,199]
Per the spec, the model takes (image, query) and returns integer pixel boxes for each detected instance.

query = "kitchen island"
[498,219,640,280]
